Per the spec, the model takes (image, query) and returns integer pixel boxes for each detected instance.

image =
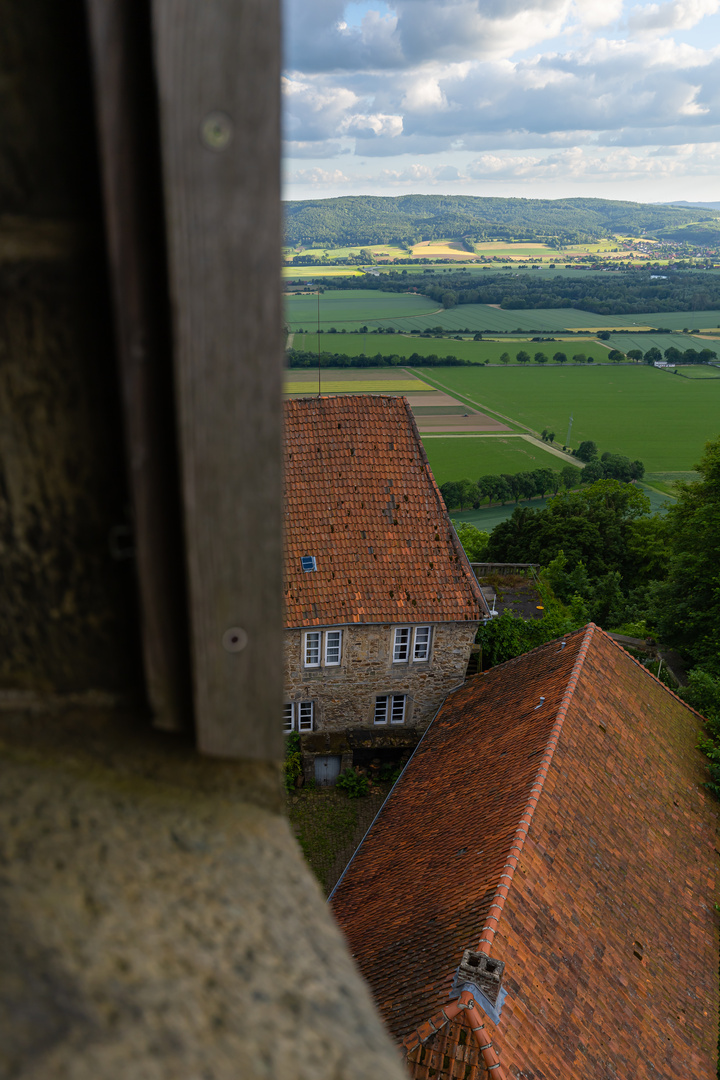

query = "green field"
[606,332,715,355]
[290,332,609,365]
[286,287,720,336]
[673,365,720,379]
[422,436,566,485]
[285,289,440,329]
[412,365,720,472]
[286,378,425,394]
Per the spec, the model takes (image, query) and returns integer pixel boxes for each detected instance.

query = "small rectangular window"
[393,627,410,663]
[283,703,294,733]
[390,695,406,725]
[374,695,389,725]
[413,626,431,662]
[298,701,314,731]
[325,629,342,666]
[301,556,317,572]
[304,631,321,667]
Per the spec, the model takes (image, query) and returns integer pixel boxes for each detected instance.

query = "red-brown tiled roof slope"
[330,626,719,1079]
[283,395,486,627]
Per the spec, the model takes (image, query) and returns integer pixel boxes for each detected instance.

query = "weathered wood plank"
[86,0,193,731]
[151,0,283,759]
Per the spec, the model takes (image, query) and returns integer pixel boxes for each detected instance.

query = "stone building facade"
[283,395,489,782]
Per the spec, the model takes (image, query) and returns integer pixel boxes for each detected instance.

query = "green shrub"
[336,767,370,798]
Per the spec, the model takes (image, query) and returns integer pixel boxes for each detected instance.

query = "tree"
[582,460,605,483]
[627,349,644,363]
[485,479,653,591]
[645,347,662,365]
[439,480,461,509]
[516,350,531,364]
[608,350,625,363]
[457,478,481,509]
[454,522,490,561]
[499,351,510,365]
[540,428,549,442]
[553,351,567,365]
[533,468,556,498]
[664,346,682,364]
[548,431,555,443]
[534,351,548,365]
[476,475,497,503]
[575,440,598,462]
[560,463,582,489]
[651,436,720,673]
[699,348,717,363]
[572,353,587,364]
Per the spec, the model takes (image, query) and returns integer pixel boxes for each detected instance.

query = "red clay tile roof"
[283,395,486,628]
[330,625,719,1079]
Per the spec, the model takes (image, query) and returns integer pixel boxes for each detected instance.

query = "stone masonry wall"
[283,622,478,733]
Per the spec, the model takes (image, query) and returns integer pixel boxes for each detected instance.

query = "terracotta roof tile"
[283,395,487,627]
[330,626,719,1079]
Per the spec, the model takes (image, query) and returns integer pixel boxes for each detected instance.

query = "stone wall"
[284,621,478,733]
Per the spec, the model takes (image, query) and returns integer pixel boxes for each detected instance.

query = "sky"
[282,0,720,203]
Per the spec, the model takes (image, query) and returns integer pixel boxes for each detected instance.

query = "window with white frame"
[324,629,342,666]
[303,628,342,668]
[413,625,431,661]
[304,631,321,667]
[283,701,315,733]
[393,626,432,663]
[374,694,407,725]
[393,627,410,662]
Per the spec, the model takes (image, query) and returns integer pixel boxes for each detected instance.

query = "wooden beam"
[86,0,193,731]
[151,0,283,759]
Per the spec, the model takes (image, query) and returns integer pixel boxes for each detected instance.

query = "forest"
[283,194,720,248]
[326,267,720,316]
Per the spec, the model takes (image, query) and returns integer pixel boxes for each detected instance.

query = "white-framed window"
[304,631,321,667]
[393,627,410,662]
[374,694,407,726]
[324,629,342,666]
[283,701,315,733]
[413,626,431,662]
[393,626,432,663]
[303,629,342,668]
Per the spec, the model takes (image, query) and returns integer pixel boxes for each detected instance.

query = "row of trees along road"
[441,449,643,510]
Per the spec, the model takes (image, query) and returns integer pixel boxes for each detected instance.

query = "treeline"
[441,450,643,510]
[287,348,478,369]
[441,466,580,509]
[282,194,719,249]
[325,269,720,316]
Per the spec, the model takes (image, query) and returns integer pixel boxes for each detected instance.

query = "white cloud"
[627,0,719,34]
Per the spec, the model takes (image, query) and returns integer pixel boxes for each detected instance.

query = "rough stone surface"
[284,621,477,732]
[0,709,407,1080]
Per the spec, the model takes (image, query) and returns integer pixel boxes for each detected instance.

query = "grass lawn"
[411,365,720,472]
[422,435,566,485]
[290,331,609,365]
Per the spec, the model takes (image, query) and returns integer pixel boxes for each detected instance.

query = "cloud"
[627,0,720,33]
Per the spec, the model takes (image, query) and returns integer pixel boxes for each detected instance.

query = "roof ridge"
[402,624,597,1059]
[401,396,488,616]
[594,624,707,724]
[474,622,596,956]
